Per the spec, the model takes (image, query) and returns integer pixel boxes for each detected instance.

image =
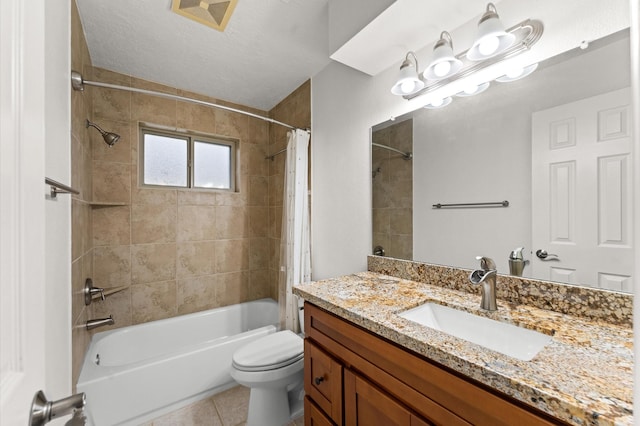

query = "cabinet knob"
[314,376,324,386]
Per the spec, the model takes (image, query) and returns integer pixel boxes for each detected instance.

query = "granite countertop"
[293,271,633,426]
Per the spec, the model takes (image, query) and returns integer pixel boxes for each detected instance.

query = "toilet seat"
[232,330,303,372]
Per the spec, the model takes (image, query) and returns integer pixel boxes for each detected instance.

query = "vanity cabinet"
[303,302,567,426]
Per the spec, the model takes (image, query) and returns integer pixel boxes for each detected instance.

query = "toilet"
[230,307,305,426]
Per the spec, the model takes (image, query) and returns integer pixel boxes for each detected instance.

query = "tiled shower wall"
[70,0,311,389]
[267,82,311,296]
[372,119,413,260]
[70,0,95,388]
[87,66,273,330]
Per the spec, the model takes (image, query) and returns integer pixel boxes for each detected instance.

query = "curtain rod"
[371,142,412,160]
[71,71,300,131]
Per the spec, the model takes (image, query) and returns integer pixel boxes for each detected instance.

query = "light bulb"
[431,98,444,107]
[506,67,524,79]
[433,61,452,78]
[400,80,416,94]
[464,85,478,95]
[478,35,499,56]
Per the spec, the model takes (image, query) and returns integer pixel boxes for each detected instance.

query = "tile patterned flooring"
[142,385,304,426]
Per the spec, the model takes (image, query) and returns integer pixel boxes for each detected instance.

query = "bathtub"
[77,298,279,426]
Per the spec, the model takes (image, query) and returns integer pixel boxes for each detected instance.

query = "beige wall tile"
[249,176,268,206]
[131,281,177,324]
[93,160,131,203]
[249,270,271,300]
[246,143,269,177]
[177,241,215,278]
[215,272,249,307]
[93,205,131,246]
[390,208,413,236]
[176,276,217,315]
[93,245,131,287]
[249,238,269,270]
[215,109,248,141]
[71,307,90,392]
[92,67,131,86]
[72,259,83,325]
[248,117,269,145]
[131,92,177,125]
[176,102,217,135]
[93,87,131,122]
[131,204,177,243]
[131,187,177,205]
[131,243,176,284]
[215,239,249,273]
[249,206,268,238]
[215,206,248,239]
[177,190,217,206]
[177,205,216,241]
[389,234,412,260]
[72,199,84,261]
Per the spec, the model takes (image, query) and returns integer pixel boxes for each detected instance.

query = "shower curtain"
[278,129,311,333]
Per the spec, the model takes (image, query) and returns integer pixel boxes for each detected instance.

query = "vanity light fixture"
[424,96,452,109]
[455,82,490,97]
[423,32,463,80]
[495,63,539,82]
[467,3,516,61]
[391,52,425,96]
[390,3,543,105]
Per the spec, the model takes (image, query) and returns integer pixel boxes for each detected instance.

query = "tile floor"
[142,385,304,426]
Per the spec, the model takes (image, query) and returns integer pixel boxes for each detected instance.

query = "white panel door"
[1,0,70,424]
[532,88,633,290]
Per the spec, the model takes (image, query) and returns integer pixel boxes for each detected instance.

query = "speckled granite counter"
[293,272,633,426]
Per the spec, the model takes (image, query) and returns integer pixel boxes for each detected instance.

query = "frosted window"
[143,134,188,187]
[194,141,231,189]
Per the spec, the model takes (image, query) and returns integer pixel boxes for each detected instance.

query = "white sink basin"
[398,303,552,361]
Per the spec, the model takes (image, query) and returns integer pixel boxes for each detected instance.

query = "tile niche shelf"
[88,201,128,207]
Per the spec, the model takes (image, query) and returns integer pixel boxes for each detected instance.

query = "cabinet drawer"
[305,396,335,426]
[305,339,343,424]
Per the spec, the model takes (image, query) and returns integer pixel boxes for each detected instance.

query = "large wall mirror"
[372,27,633,293]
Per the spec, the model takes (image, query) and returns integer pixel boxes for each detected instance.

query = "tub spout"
[86,315,114,331]
[469,256,498,311]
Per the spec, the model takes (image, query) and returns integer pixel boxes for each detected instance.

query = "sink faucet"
[469,256,498,311]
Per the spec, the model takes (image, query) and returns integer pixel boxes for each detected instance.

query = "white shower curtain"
[278,129,311,333]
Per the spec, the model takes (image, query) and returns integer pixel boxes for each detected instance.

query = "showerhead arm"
[86,119,120,147]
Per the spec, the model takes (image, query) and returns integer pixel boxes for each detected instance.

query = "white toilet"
[230,311,305,426]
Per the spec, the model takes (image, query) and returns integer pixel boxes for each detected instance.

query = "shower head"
[86,119,120,147]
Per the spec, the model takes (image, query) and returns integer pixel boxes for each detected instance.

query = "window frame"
[139,125,237,192]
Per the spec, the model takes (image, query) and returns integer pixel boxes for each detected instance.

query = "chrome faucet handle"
[84,278,105,305]
[475,256,496,271]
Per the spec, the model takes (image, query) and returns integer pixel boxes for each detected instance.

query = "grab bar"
[45,177,79,199]
[432,200,509,209]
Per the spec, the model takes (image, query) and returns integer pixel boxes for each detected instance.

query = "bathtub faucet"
[86,315,114,331]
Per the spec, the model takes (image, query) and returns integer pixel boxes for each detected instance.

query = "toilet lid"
[232,330,303,372]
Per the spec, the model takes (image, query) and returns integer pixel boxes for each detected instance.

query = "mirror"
[372,29,633,292]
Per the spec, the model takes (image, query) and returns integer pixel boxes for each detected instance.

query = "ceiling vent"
[171,0,238,32]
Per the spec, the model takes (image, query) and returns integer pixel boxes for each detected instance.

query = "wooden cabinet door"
[345,370,433,426]
[305,339,343,424]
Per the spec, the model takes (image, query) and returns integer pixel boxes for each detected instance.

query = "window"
[140,126,236,191]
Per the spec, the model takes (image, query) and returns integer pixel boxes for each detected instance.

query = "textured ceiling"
[77,0,331,111]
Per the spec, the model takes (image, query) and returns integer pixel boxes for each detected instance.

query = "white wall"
[311,0,633,279]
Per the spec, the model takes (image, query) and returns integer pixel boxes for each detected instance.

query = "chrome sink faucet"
[469,256,498,311]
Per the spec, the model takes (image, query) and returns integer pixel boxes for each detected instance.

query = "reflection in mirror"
[372,29,633,292]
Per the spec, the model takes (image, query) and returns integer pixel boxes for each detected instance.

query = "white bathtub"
[77,298,279,426]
